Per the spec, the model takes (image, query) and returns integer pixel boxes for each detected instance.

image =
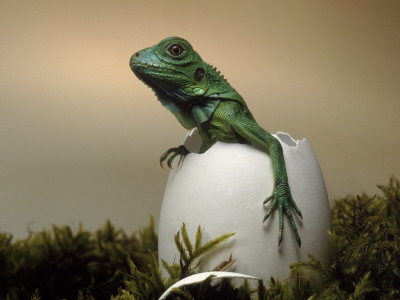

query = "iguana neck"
[204,63,245,105]
[153,63,248,129]
[153,63,243,106]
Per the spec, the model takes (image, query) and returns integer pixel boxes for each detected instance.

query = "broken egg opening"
[158,129,331,283]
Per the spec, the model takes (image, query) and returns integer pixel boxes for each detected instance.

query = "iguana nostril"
[135,52,140,57]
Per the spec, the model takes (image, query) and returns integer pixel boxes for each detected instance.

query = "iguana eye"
[168,44,184,57]
[194,68,205,82]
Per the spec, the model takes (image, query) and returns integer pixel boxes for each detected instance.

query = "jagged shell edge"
[159,271,260,300]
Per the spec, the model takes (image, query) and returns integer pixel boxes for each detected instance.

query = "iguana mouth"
[130,59,177,72]
[129,60,170,84]
[130,59,188,81]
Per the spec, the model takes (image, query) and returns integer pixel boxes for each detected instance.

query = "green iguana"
[129,37,302,247]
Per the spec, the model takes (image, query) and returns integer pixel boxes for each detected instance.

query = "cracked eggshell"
[159,271,260,300]
[158,129,331,283]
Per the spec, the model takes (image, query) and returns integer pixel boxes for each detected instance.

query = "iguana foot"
[160,145,190,169]
[263,180,302,247]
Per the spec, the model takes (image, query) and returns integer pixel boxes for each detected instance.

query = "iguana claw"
[263,180,303,247]
[160,145,190,169]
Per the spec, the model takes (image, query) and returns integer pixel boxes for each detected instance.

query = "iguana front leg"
[160,145,190,168]
[232,117,303,247]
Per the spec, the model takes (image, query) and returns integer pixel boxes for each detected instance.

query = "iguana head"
[130,36,243,104]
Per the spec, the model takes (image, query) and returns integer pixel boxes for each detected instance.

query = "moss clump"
[1,177,399,299]
[291,176,400,299]
[120,223,235,300]
[0,218,157,299]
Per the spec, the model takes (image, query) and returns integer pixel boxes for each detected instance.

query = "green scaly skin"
[130,37,302,247]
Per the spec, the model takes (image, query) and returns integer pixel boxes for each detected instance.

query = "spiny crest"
[207,64,228,83]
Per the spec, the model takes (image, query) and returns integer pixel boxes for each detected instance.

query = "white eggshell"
[159,271,260,300]
[158,129,331,283]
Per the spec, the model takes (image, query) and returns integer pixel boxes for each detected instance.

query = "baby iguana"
[130,37,302,247]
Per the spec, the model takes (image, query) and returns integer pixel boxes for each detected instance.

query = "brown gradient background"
[1,1,399,238]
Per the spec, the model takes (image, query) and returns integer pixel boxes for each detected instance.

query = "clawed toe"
[263,187,302,248]
[160,145,190,169]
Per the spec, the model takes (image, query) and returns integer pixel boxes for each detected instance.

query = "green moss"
[291,176,400,299]
[1,177,399,299]
[0,218,157,299]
